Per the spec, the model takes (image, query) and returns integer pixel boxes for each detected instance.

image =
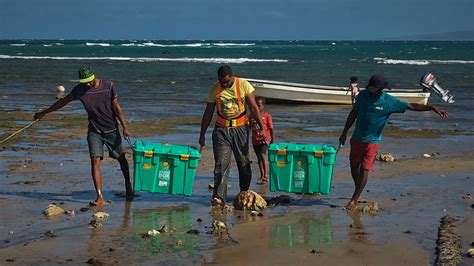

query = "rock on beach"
[233,190,267,211]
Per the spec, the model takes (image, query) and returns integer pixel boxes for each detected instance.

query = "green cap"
[78,66,95,83]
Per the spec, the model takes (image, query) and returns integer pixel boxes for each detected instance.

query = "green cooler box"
[268,142,336,195]
[132,141,201,196]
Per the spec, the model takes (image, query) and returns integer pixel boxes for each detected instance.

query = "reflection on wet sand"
[345,210,373,245]
[128,204,239,263]
[132,204,196,255]
[270,214,333,248]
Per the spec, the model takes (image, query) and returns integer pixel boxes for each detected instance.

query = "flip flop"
[89,201,105,207]
[89,199,111,207]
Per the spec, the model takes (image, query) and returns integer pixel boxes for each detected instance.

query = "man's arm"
[339,109,357,146]
[407,103,448,118]
[34,94,74,120]
[112,98,130,137]
[199,102,216,147]
[246,92,265,138]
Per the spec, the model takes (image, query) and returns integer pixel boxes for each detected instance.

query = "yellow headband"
[79,74,95,83]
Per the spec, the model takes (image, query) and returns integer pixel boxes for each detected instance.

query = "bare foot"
[89,197,107,206]
[344,201,358,211]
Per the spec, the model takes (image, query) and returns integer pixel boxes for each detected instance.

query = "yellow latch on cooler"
[277,149,287,155]
[180,154,190,161]
[314,151,323,157]
[144,151,153,157]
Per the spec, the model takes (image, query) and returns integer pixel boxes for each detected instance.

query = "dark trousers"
[212,124,252,202]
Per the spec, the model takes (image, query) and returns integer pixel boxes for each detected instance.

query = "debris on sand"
[223,204,234,213]
[89,212,110,228]
[176,240,183,245]
[249,211,264,217]
[361,202,379,215]
[89,219,102,229]
[233,190,267,211]
[44,230,57,238]
[158,225,168,234]
[212,220,226,231]
[462,193,472,200]
[467,248,474,257]
[11,180,42,185]
[43,203,64,217]
[92,212,110,221]
[86,257,103,265]
[435,216,462,265]
[186,229,200,235]
[147,229,160,236]
[64,210,75,216]
[264,195,294,207]
[169,226,177,233]
[423,153,432,158]
[310,249,322,255]
[378,153,395,162]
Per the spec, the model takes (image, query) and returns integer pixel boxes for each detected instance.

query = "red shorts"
[350,139,380,172]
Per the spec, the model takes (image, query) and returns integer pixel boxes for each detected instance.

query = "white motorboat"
[245,78,431,105]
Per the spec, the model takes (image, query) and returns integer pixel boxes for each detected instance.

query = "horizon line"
[1,39,473,42]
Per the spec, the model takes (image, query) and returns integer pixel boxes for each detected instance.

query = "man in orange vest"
[199,65,265,206]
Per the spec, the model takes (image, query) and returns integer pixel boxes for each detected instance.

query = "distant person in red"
[34,66,134,206]
[250,97,274,184]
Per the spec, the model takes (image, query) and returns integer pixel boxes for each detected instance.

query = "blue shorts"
[87,130,124,159]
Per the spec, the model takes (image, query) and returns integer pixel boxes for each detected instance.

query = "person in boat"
[249,97,275,185]
[347,76,360,105]
[34,66,134,206]
[338,74,448,210]
[199,65,265,206]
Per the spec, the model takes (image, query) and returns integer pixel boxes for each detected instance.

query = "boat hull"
[246,78,430,105]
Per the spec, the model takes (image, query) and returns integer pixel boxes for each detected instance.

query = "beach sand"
[1,112,473,265]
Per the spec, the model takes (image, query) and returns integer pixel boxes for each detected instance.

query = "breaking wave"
[85,42,111,47]
[119,42,255,47]
[0,55,287,64]
[374,57,474,65]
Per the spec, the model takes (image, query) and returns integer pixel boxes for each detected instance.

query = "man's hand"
[122,127,131,137]
[339,133,347,147]
[199,135,205,148]
[433,106,448,118]
[34,111,45,120]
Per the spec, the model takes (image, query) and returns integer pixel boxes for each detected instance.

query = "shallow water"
[1,40,473,134]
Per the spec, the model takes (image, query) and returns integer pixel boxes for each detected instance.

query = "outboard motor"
[420,73,454,103]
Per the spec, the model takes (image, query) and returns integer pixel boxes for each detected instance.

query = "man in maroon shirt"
[34,66,133,206]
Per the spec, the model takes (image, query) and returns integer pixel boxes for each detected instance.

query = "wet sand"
[1,112,473,265]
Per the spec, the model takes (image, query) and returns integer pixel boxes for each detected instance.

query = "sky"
[0,0,473,40]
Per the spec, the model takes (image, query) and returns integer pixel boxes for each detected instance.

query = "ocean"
[0,40,473,133]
